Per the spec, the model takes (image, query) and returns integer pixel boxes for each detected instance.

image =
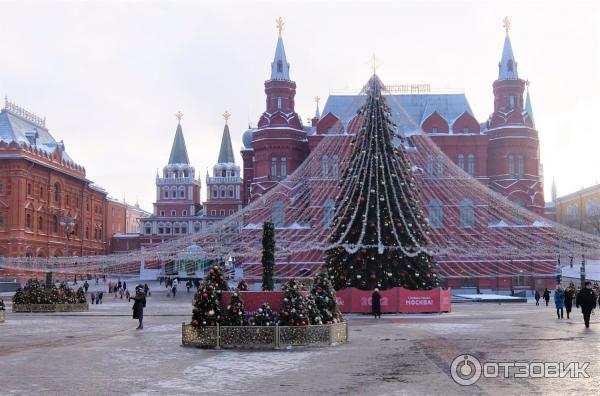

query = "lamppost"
[60,215,75,284]
[579,191,586,288]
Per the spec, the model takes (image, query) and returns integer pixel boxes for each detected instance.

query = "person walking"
[565,286,574,319]
[144,283,150,297]
[371,288,381,319]
[576,281,597,328]
[90,292,96,305]
[123,281,127,292]
[543,288,551,306]
[129,287,146,330]
[186,280,192,294]
[172,281,178,298]
[97,291,103,304]
[534,290,541,306]
[83,280,89,294]
[554,285,565,319]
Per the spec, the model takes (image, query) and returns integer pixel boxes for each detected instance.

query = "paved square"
[1,286,597,395]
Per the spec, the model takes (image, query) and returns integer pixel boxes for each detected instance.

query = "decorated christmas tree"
[311,270,343,324]
[305,295,323,325]
[278,279,309,326]
[12,288,26,304]
[223,291,245,326]
[203,265,229,293]
[261,222,275,291]
[191,284,221,327]
[325,75,439,291]
[252,303,276,326]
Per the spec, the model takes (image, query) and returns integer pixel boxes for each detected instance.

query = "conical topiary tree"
[261,222,275,291]
[306,295,323,325]
[203,265,229,294]
[76,287,87,304]
[311,270,343,324]
[223,291,245,326]
[325,75,439,291]
[278,279,309,326]
[252,303,276,326]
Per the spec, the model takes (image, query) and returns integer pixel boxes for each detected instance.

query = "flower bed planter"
[12,303,89,313]
[0,310,5,322]
[182,321,348,349]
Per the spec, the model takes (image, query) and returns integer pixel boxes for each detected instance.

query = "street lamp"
[60,215,75,256]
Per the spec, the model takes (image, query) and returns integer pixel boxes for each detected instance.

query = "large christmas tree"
[325,75,439,291]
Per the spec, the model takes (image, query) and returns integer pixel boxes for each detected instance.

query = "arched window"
[436,154,445,177]
[508,155,515,177]
[517,155,524,178]
[277,60,283,73]
[170,186,177,198]
[323,199,335,226]
[460,199,475,228]
[277,97,282,110]
[322,155,329,177]
[457,154,464,170]
[426,154,434,177]
[428,199,444,228]
[272,201,285,227]
[220,186,226,198]
[212,188,218,198]
[467,154,475,176]
[179,186,185,198]
[25,213,31,229]
[228,186,234,197]
[54,183,61,202]
[271,156,277,178]
[513,198,527,225]
[332,155,339,178]
[38,216,43,231]
[52,215,58,233]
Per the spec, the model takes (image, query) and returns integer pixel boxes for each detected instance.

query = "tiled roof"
[168,123,190,165]
[217,123,236,164]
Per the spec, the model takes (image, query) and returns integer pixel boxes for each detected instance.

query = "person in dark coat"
[130,287,147,330]
[371,288,381,319]
[564,286,574,319]
[534,290,541,306]
[576,281,597,328]
[543,288,551,306]
[554,286,565,319]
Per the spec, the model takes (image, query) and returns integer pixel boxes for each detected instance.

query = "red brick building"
[237,22,550,290]
[0,99,107,258]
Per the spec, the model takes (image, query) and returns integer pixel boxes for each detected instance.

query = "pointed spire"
[270,17,290,80]
[168,112,190,164]
[498,17,518,80]
[217,111,236,164]
[552,177,557,203]
[525,82,535,127]
[314,96,321,119]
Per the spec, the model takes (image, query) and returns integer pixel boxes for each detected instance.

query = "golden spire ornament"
[314,96,320,106]
[276,17,284,37]
[222,110,231,124]
[503,16,511,37]
[175,111,184,123]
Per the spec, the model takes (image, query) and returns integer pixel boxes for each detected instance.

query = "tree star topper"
[175,111,184,123]
[503,16,511,37]
[222,110,231,124]
[276,17,284,37]
[371,53,381,75]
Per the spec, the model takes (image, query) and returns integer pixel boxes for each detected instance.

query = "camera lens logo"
[451,354,482,386]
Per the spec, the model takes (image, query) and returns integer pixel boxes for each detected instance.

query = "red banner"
[220,288,451,315]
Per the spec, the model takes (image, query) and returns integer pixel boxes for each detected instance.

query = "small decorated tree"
[261,221,275,291]
[311,270,343,324]
[237,279,248,291]
[223,291,245,326]
[278,279,309,326]
[204,265,229,295]
[12,288,26,304]
[191,284,221,327]
[306,295,323,325]
[252,303,276,326]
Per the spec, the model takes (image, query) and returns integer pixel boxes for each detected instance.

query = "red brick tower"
[242,18,308,203]
[486,18,544,216]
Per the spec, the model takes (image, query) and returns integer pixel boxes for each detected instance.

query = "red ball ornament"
[361,248,368,253]
[290,319,295,325]
[192,319,199,327]
[283,311,289,317]
[202,293,208,299]
[370,273,376,279]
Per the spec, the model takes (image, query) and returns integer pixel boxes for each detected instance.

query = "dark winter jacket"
[372,291,381,313]
[554,289,565,309]
[534,290,540,300]
[543,289,550,301]
[576,288,597,311]
[564,289,574,309]
[131,293,146,319]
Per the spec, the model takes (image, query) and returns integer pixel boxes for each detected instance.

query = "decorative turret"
[217,111,236,164]
[271,17,290,81]
[525,82,536,128]
[311,96,321,126]
[498,17,518,81]
[168,112,190,165]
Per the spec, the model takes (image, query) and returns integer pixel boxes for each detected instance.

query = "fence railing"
[182,321,348,349]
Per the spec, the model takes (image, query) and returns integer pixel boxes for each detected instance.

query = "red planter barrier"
[220,287,451,316]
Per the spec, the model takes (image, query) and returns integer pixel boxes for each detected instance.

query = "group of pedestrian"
[90,291,104,304]
[165,278,178,297]
[536,282,599,328]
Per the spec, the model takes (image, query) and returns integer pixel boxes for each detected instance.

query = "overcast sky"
[1,1,599,210]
